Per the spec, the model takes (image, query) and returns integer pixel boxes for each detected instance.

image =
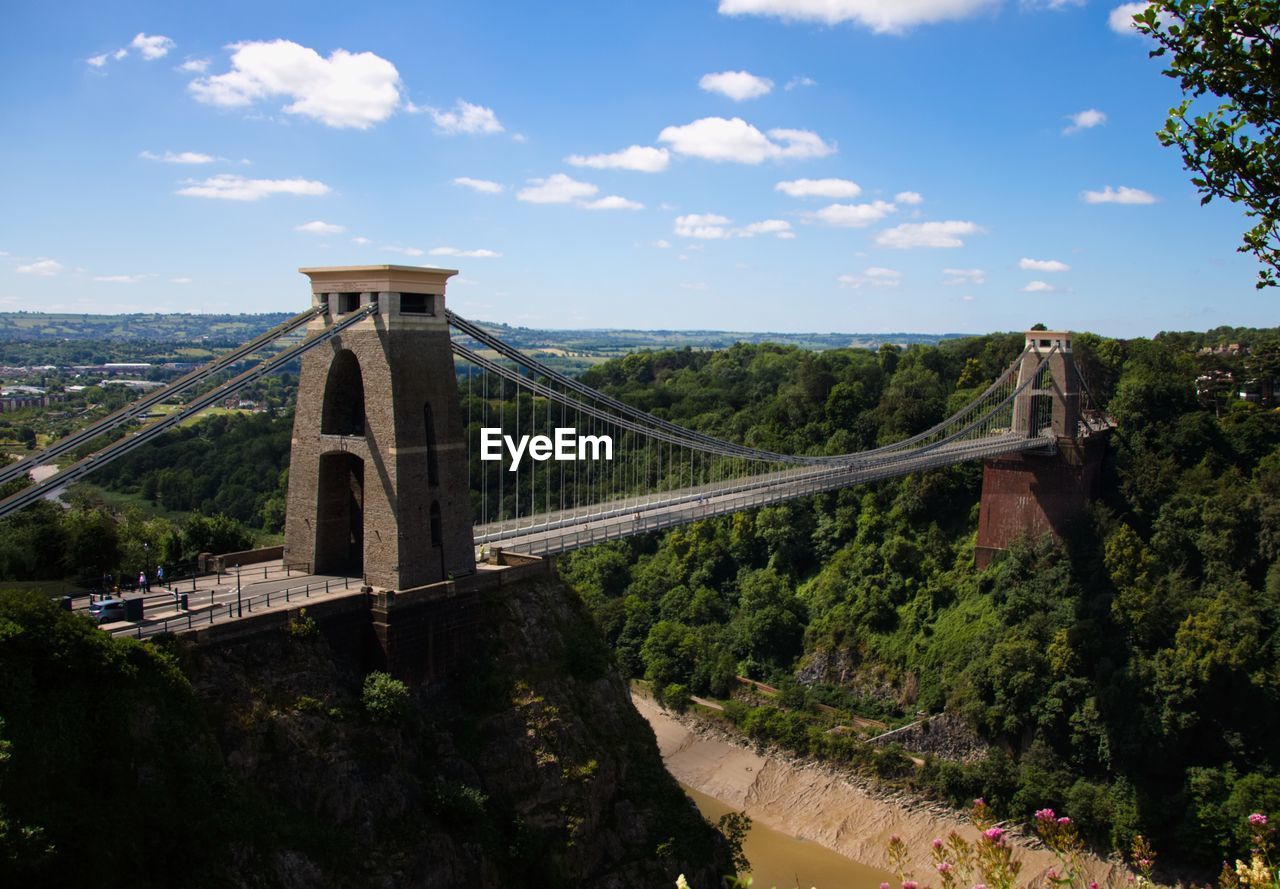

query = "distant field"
[0,311,974,353]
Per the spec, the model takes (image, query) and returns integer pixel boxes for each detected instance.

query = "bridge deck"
[475,432,1053,556]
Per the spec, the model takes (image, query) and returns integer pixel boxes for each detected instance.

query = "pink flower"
[890,834,902,844]
[1249,813,1268,826]
[937,862,954,874]
[1047,870,1058,881]
[1090,883,1100,889]
[880,883,890,889]
[932,837,944,850]
[973,885,988,889]
[1057,816,1071,826]
[1034,808,1056,822]
[903,882,919,889]
[984,827,1005,842]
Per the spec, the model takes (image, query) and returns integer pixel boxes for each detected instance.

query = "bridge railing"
[112,575,358,639]
[491,432,1055,556]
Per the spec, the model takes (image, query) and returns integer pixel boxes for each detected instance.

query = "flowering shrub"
[874,804,1278,889]
[674,808,1277,889]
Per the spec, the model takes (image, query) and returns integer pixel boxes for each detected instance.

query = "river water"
[682,784,894,889]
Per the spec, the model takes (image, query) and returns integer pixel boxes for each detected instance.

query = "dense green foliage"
[0,497,252,586]
[0,590,231,886]
[557,327,1280,869]
[91,411,293,531]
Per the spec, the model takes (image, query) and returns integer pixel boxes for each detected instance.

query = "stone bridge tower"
[283,265,475,590]
[975,330,1108,568]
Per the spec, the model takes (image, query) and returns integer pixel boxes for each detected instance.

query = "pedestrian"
[139,571,148,593]
[157,564,165,587]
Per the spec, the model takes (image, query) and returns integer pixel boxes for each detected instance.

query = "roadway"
[71,561,362,639]
[474,431,1055,556]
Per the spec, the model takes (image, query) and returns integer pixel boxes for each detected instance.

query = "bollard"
[263,565,268,579]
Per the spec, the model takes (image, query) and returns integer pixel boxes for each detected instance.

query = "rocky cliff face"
[185,576,728,888]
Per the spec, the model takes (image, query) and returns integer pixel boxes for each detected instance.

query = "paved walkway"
[80,560,360,639]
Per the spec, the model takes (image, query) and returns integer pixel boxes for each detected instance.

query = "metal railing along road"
[111,575,358,639]
[485,431,1055,556]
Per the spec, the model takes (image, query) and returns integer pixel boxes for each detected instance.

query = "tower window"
[400,293,431,314]
[336,292,360,315]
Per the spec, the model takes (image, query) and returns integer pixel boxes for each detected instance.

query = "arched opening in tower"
[314,451,364,577]
[423,402,439,486]
[321,349,366,436]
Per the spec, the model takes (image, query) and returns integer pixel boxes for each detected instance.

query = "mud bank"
[634,693,1129,885]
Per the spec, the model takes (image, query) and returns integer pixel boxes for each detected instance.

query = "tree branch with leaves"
[1135,1,1280,288]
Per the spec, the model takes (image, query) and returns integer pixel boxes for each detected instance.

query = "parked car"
[88,598,127,623]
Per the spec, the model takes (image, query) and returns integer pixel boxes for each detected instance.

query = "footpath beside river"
[633,693,1128,887]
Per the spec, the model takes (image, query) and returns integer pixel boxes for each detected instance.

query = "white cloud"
[140,149,217,164]
[516,173,598,204]
[673,213,791,239]
[453,177,505,194]
[674,214,732,239]
[785,75,817,90]
[94,274,150,283]
[776,177,861,198]
[699,70,774,101]
[580,195,645,210]
[865,266,901,279]
[295,220,345,234]
[652,240,671,248]
[1022,280,1056,292]
[178,58,211,73]
[169,277,192,284]
[811,200,897,227]
[1108,2,1147,33]
[680,281,711,291]
[426,99,504,136]
[16,259,63,276]
[658,116,834,164]
[718,0,1002,34]
[113,48,128,61]
[1082,185,1157,204]
[1063,108,1107,134]
[189,39,402,129]
[87,53,109,68]
[383,246,424,256]
[428,247,502,258]
[894,191,924,205]
[176,174,330,201]
[737,219,792,237]
[352,237,372,245]
[876,220,985,248]
[1019,257,1070,272]
[131,33,175,60]
[943,267,986,285]
[839,266,902,289]
[566,145,670,173]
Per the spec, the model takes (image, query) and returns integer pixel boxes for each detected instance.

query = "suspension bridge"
[0,265,1108,646]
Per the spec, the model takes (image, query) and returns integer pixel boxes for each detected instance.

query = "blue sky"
[0,1,1272,337]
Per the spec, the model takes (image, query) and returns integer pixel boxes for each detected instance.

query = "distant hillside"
[0,311,972,351]
[0,312,294,344]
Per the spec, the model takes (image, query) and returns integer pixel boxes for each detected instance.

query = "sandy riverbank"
[633,693,1129,884]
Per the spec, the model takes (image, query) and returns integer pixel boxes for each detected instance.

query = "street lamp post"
[235,564,242,618]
